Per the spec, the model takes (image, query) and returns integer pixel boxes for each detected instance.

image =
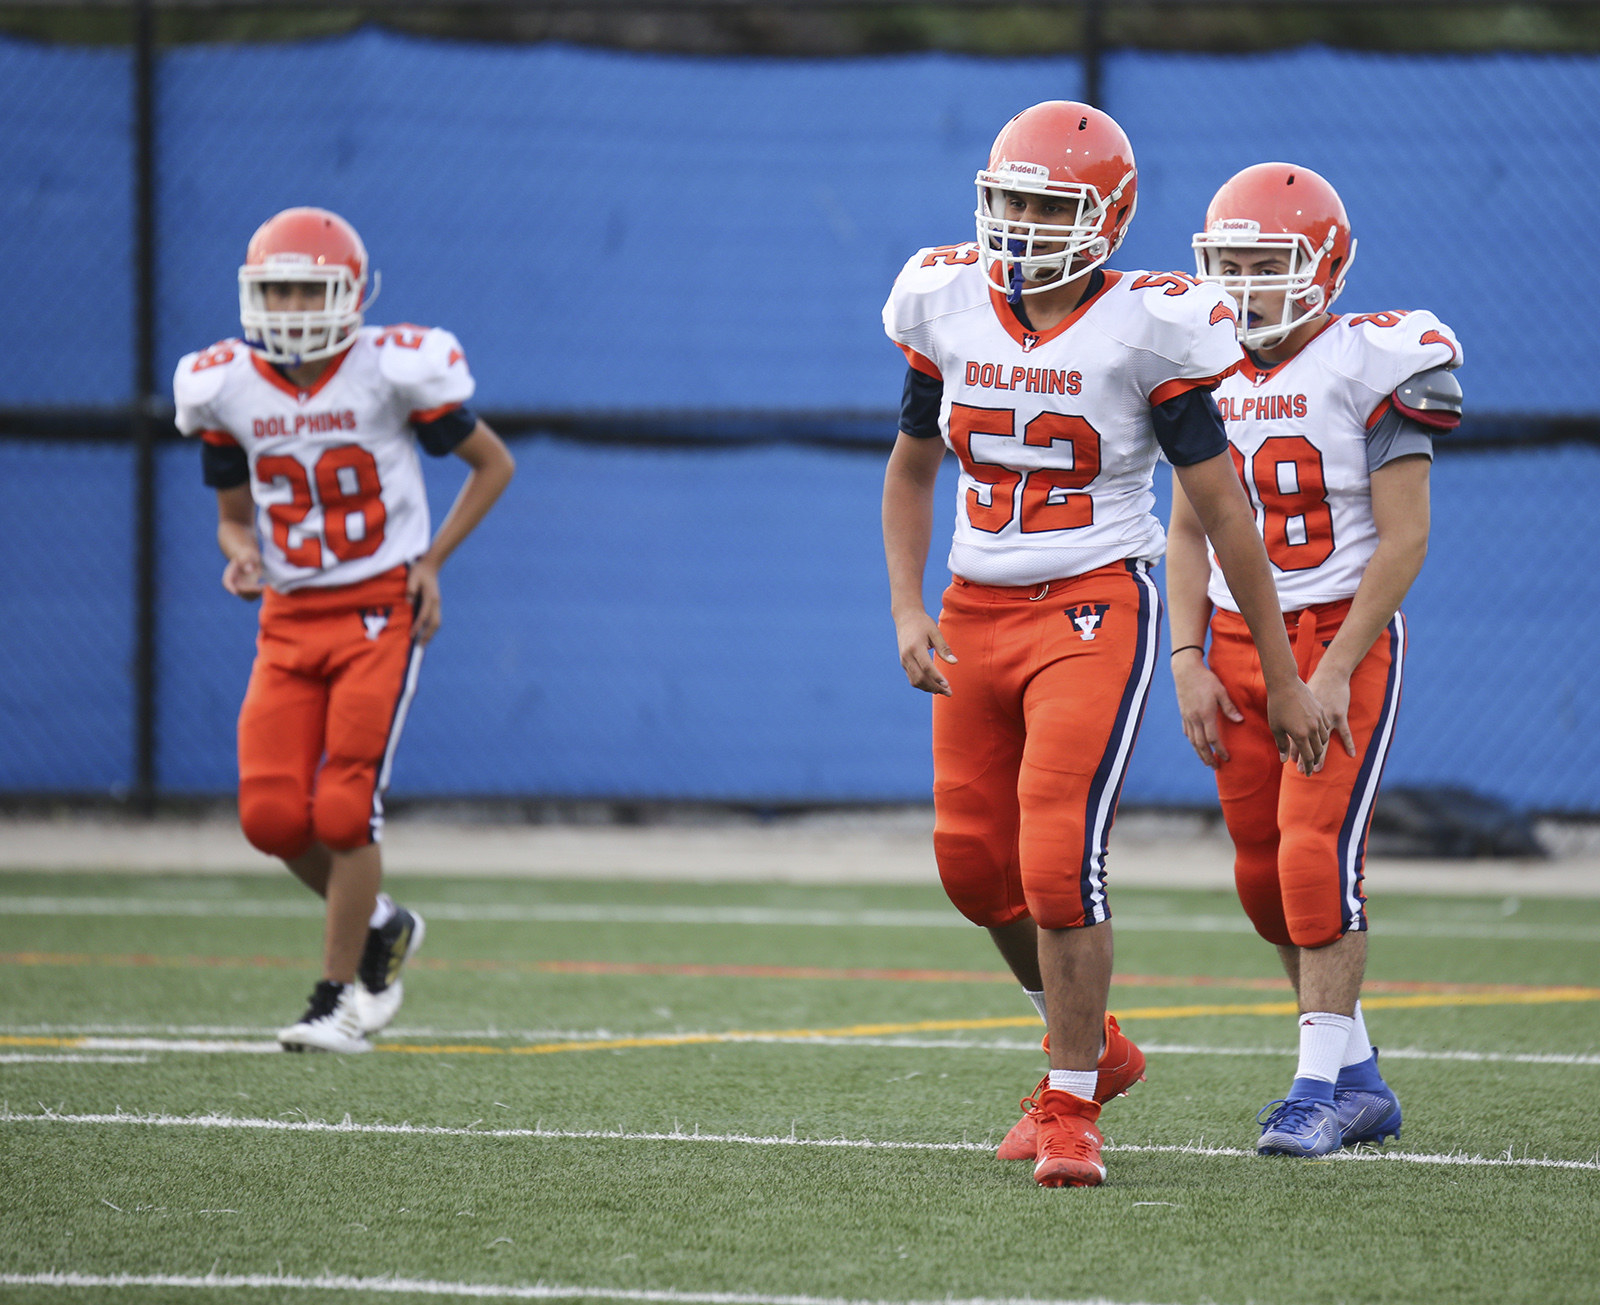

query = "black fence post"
[1083,0,1104,109]
[132,0,158,815]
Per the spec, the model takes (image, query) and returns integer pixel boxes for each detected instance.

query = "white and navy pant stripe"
[1336,613,1406,932]
[1077,560,1162,925]
[368,640,426,844]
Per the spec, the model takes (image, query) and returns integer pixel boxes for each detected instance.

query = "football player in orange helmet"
[1172,164,1460,1156]
[974,100,1138,306]
[174,206,515,1052]
[883,105,1330,1187]
[1191,161,1356,352]
[238,206,379,365]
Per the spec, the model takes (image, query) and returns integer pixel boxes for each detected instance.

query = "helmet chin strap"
[1006,237,1028,304]
[1003,233,1108,304]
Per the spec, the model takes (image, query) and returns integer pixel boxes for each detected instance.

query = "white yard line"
[0,1053,149,1064]
[3,1110,1595,1172]
[3,1027,1597,1067]
[0,1272,1180,1305]
[3,895,1597,941]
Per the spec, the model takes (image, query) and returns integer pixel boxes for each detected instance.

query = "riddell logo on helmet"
[1210,218,1260,236]
[997,160,1050,180]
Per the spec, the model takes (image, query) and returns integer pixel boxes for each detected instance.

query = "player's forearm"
[418,426,514,570]
[883,435,944,618]
[1318,535,1426,680]
[1164,497,1214,653]
[419,459,513,570]
[215,485,256,556]
[883,468,937,617]
[1206,515,1299,690]
[1321,458,1430,679]
[1175,459,1299,690]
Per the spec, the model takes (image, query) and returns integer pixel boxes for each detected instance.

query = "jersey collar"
[1237,314,1341,384]
[988,268,1119,350]
[249,341,352,402]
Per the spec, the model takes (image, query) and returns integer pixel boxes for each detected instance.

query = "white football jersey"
[173,324,474,593]
[884,246,1241,586]
[1206,309,1461,613]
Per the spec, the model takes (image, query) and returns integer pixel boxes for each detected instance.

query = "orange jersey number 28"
[255,444,387,569]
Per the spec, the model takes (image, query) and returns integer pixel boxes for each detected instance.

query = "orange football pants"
[1208,599,1406,948]
[931,560,1161,931]
[236,566,422,861]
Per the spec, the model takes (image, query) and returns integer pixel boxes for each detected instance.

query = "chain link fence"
[3,19,1598,813]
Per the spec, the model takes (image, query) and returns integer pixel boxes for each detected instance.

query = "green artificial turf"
[1,870,1596,1305]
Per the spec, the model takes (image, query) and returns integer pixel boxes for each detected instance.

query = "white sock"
[1047,1068,1098,1100]
[1024,989,1048,1023]
[1341,1001,1373,1067]
[1296,1012,1355,1084]
[368,893,396,930]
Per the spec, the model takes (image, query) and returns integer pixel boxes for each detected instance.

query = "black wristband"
[1170,644,1205,659]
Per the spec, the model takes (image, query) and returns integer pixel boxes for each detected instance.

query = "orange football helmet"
[975,101,1138,302]
[238,207,379,364]
[1193,163,1355,348]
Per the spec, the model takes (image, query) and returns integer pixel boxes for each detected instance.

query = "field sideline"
[1,813,1597,1305]
[3,808,1597,893]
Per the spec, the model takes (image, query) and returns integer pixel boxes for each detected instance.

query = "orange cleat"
[1031,1090,1106,1188]
[996,1014,1145,1160]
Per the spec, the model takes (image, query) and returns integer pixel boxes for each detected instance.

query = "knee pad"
[933,829,1026,928]
[1277,828,1352,948]
[1280,914,1344,946]
[311,766,377,852]
[1233,849,1292,946]
[238,777,314,861]
[1021,881,1089,931]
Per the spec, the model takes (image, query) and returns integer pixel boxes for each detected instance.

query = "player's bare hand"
[1267,678,1331,776]
[222,552,263,601]
[1308,663,1357,759]
[407,559,442,645]
[1171,653,1241,768]
[894,609,956,696]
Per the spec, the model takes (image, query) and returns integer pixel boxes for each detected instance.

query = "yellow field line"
[4,986,1595,1057]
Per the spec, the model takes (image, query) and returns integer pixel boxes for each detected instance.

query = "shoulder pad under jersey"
[1114,271,1242,380]
[1393,364,1462,430]
[172,339,246,434]
[884,245,984,335]
[1342,309,1462,389]
[373,324,475,410]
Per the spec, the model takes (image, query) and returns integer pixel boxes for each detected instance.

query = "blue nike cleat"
[1256,1096,1343,1157]
[1334,1048,1402,1146]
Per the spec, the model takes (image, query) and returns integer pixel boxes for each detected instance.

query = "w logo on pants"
[1063,603,1111,641]
[360,607,391,641]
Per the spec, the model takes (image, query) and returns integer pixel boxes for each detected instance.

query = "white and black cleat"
[278,980,371,1054]
[355,904,426,1035]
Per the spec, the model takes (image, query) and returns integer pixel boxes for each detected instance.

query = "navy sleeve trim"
[415,404,478,456]
[1152,385,1229,467]
[202,441,250,489]
[900,367,943,440]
